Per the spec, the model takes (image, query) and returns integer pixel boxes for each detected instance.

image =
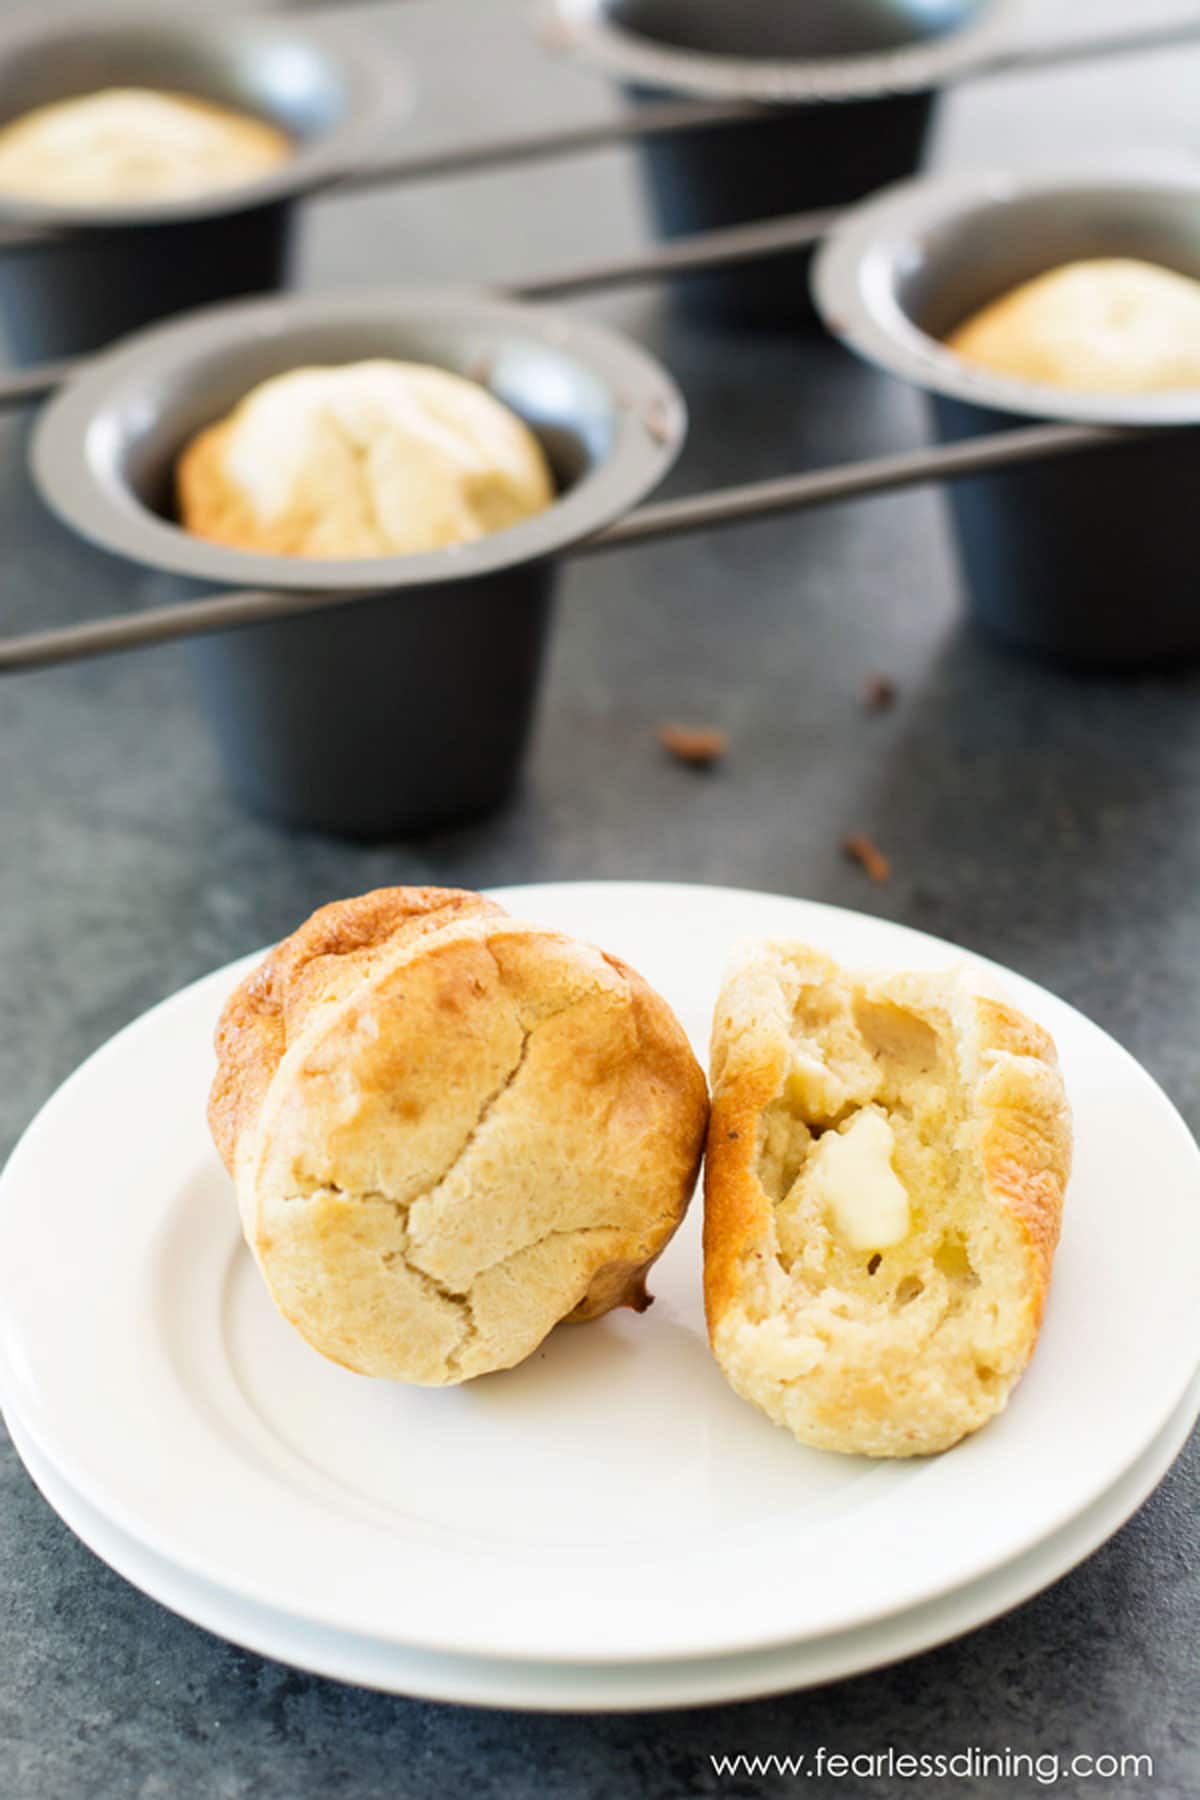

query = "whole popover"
[210,886,708,1383]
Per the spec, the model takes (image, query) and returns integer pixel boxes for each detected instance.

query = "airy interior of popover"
[750,972,1026,1392]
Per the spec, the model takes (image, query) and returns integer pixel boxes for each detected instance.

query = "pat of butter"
[810,1111,910,1251]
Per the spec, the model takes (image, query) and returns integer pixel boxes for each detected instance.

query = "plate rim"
[6,1370,1197,1711]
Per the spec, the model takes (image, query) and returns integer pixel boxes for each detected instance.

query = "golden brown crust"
[178,419,269,552]
[208,887,500,1176]
[564,950,709,1321]
[209,887,708,1383]
[972,997,1072,1335]
[702,1040,783,1340]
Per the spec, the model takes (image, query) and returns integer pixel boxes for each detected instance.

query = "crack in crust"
[294,1013,536,1380]
[405,1015,535,1240]
[276,994,646,1376]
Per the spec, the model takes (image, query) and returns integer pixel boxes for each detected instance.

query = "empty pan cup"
[0,12,401,362]
[545,0,1016,323]
[814,163,1200,664]
[31,288,686,837]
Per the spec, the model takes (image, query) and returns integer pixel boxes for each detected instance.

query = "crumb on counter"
[861,674,897,712]
[658,723,729,768]
[842,832,891,884]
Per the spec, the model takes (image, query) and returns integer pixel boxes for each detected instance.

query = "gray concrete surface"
[1,1,1198,1795]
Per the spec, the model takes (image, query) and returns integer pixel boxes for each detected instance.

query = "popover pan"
[0,12,401,362]
[545,0,1016,325]
[814,163,1200,665]
[31,287,685,838]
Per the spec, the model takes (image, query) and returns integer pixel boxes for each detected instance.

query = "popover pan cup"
[0,13,401,362]
[31,288,686,838]
[545,0,1015,325]
[813,165,1200,665]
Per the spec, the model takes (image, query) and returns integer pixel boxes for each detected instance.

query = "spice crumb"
[861,673,897,711]
[843,832,892,884]
[658,722,729,767]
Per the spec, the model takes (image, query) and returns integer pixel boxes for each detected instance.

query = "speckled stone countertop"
[2,2,1199,1795]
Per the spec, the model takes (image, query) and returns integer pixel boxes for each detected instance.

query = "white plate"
[7,1376,1198,1711]
[1,883,1198,1666]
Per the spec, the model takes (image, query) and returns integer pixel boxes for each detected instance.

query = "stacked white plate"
[2,883,1198,1711]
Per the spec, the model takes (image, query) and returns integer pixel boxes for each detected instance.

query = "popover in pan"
[945,257,1200,392]
[0,88,292,204]
[177,361,555,558]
